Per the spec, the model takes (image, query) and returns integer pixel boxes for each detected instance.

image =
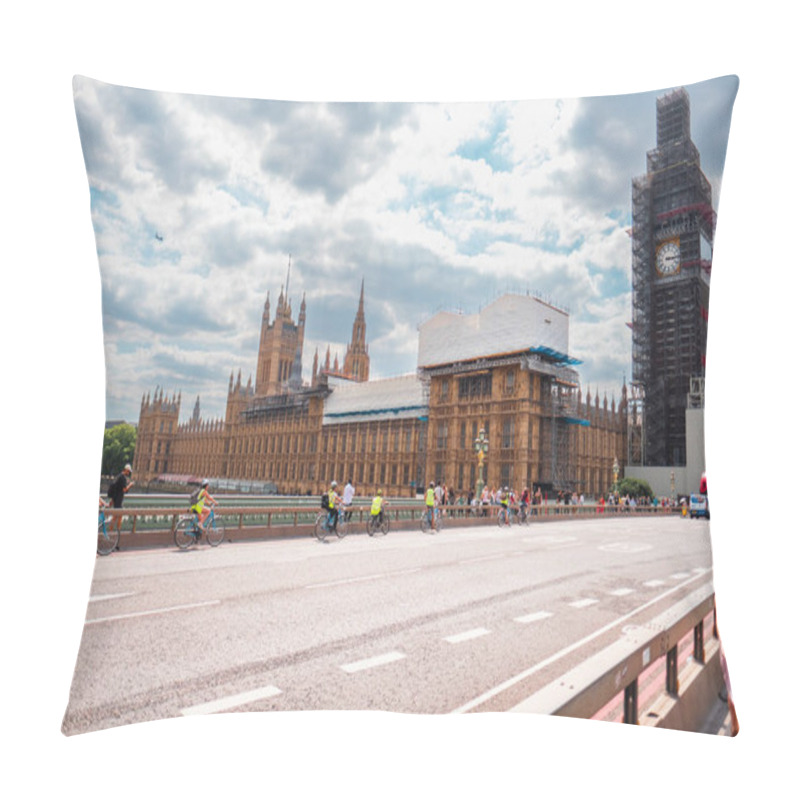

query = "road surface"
[63,514,714,734]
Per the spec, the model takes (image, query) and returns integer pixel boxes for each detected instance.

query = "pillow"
[64,74,738,737]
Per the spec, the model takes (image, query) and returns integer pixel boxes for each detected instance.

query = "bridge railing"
[100,500,676,536]
[510,584,722,730]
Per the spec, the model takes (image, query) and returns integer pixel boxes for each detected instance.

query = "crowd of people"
[321,479,684,521]
[102,466,684,547]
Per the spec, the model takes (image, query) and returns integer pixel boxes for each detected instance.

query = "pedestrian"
[425,481,437,527]
[520,486,530,519]
[107,464,134,539]
[434,480,445,511]
[343,478,355,521]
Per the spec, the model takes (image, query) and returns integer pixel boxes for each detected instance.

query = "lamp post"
[474,427,489,499]
[612,456,620,495]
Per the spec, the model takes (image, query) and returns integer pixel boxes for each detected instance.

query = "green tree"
[102,424,136,476]
[617,477,654,500]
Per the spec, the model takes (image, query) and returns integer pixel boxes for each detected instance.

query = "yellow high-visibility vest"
[371,496,383,515]
[426,488,435,506]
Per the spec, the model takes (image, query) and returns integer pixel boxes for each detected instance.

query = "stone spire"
[342,276,370,382]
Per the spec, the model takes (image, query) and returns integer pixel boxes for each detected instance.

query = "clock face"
[656,240,681,276]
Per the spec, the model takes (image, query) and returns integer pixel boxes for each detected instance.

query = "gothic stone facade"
[133,287,626,498]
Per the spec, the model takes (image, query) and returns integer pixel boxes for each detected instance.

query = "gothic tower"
[255,259,306,396]
[630,88,713,467]
[131,388,181,481]
[342,277,370,382]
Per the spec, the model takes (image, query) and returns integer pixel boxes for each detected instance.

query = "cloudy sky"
[73,74,737,424]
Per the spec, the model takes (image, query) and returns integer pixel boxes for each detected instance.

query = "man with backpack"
[107,464,134,542]
[323,480,341,533]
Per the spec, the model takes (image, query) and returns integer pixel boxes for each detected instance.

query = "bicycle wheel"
[315,513,330,542]
[497,510,505,527]
[335,517,348,539]
[435,513,443,532]
[380,518,390,536]
[206,521,225,547]
[174,518,197,550]
[518,510,529,526]
[97,519,119,556]
[420,513,430,533]
[367,517,376,536]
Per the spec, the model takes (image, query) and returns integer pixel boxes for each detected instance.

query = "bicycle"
[315,507,348,541]
[420,507,442,533]
[366,513,390,537]
[497,505,513,527]
[515,505,530,526]
[173,508,225,549]
[97,508,120,556]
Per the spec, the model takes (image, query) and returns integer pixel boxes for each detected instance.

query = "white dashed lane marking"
[459,554,506,565]
[305,568,421,589]
[340,651,407,673]
[86,600,220,625]
[569,598,599,609]
[444,628,491,644]
[88,592,136,603]
[608,588,635,597]
[514,611,553,624]
[181,685,282,716]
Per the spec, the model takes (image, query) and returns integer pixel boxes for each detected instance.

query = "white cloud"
[73,76,733,422]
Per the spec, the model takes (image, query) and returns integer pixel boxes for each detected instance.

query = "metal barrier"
[101,500,676,536]
[510,584,720,728]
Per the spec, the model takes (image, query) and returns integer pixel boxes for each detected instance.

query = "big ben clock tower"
[630,88,714,467]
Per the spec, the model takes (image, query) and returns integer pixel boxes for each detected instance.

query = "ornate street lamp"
[612,456,620,493]
[474,427,489,498]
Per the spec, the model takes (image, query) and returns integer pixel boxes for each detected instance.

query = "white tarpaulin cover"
[417,294,570,368]
[323,374,426,424]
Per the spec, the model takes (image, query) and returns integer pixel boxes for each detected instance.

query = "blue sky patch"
[455,108,514,173]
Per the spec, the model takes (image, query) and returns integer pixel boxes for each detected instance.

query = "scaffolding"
[539,368,587,492]
[630,87,714,467]
[627,382,646,466]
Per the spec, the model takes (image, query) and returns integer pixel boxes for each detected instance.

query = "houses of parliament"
[133,272,627,499]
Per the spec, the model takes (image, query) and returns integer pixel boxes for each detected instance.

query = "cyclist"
[370,489,387,527]
[499,486,511,525]
[425,481,436,527]
[326,480,341,533]
[190,479,218,533]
